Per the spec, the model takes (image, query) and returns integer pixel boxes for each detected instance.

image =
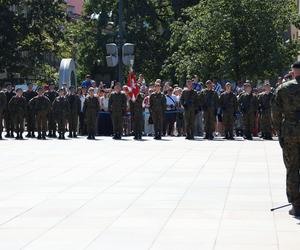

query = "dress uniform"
[66,86,81,138]
[8,88,27,140]
[45,84,58,137]
[130,93,144,140]
[29,87,51,139]
[23,83,37,137]
[0,90,7,139]
[4,83,15,138]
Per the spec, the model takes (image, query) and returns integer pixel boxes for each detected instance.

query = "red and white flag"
[127,69,139,101]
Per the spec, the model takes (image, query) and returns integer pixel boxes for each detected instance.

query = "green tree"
[163,0,300,83]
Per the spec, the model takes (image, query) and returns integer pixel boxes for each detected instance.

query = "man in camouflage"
[109,83,127,140]
[130,92,144,140]
[45,83,58,138]
[52,88,70,140]
[29,87,51,140]
[150,80,166,140]
[219,82,238,140]
[180,79,198,140]
[83,87,99,140]
[238,82,258,140]
[199,80,219,140]
[8,88,27,140]
[23,83,37,137]
[0,88,7,140]
[66,86,81,138]
[258,83,274,140]
[272,61,300,217]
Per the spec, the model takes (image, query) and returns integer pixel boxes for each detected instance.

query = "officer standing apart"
[0,88,7,140]
[150,80,166,140]
[45,83,58,138]
[66,86,81,138]
[4,83,15,138]
[83,87,99,140]
[180,79,198,140]
[8,88,27,140]
[199,80,219,140]
[52,88,70,140]
[23,83,37,138]
[258,83,274,140]
[272,61,300,217]
[130,92,144,140]
[219,82,238,140]
[238,82,258,140]
[109,83,127,140]
[29,87,51,140]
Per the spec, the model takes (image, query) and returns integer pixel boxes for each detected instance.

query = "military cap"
[292,61,300,69]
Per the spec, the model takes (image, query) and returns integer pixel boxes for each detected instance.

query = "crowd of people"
[0,73,286,141]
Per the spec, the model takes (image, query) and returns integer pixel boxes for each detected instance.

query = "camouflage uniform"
[45,90,58,137]
[52,96,70,139]
[258,92,274,139]
[109,92,127,139]
[180,89,198,139]
[83,95,99,139]
[66,93,81,137]
[130,93,144,140]
[150,92,166,140]
[4,90,15,137]
[23,90,37,136]
[238,92,258,139]
[272,77,300,215]
[0,91,7,139]
[29,95,51,139]
[219,91,238,139]
[8,95,27,139]
[199,89,219,139]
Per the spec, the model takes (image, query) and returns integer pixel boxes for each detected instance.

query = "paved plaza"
[0,137,299,250]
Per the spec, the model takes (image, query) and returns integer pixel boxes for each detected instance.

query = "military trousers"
[152,111,164,135]
[48,111,56,132]
[111,112,123,135]
[13,114,25,133]
[0,111,3,132]
[223,112,235,137]
[69,113,78,133]
[4,111,14,133]
[132,113,144,135]
[242,112,255,137]
[260,111,272,137]
[85,112,97,134]
[203,109,216,136]
[184,108,195,137]
[26,110,36,132]
[282,137,300,209]
[56,116,67,133]
[36,112,48,133]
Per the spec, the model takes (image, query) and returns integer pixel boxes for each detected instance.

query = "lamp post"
[117,0,124,84]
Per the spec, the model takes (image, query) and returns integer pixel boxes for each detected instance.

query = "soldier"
[272,61,300,217]
[180,79,198,140]
[0,88,7,140]
[8,88,27,140]
[66,86,81,138]
[45,83,58,137]
[109,83,127,140]
[83,87,99,140]
[29,87,51,140]
[4,83,15,138]
[258,83,274,140]
[238,82,258,140]
[219,82,238,140]
[130,92,144,140]
[52,88,70,140]
[199,80,219,140]
[150,80,166,140]
[23,83,37,137]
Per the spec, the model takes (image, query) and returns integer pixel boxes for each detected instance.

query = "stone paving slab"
[0,137,298,250]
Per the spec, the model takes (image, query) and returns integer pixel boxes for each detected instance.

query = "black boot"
[68,132,72,138]
[61,133,65,140]
[87,133,92,140]
[47,131,52,137]
[31,132,35,138]
[58,133,62,139]
[0,132,2,140]
[19,132,23,140]
[42,132,46,140]
[15,132,20,140]
[52,131,57,138]
[26,132,31,138]
[37,132,42,140]
[73,132,77,138]
[5,132,10,138]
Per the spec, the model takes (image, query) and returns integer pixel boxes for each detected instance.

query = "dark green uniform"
[29,95,51,139]
[272,77,300,216]
[199,89,219,139]
[219,91,238,139]
[150,92,166,139]
[0,91,7,139]
[45,90,58,137]
[130,93,144,140]
[258,92,274,139]
[52,96,70,139]
[83,96,99,139]
[180,89,198,139]
[238,92,258,140]
[8,95,27,139]
[66,93,81,137]
[109,92,127,139]
[23,90,37,137]
[4,90,15,137]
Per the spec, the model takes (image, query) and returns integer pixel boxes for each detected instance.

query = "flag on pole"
[127,69,139,101]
